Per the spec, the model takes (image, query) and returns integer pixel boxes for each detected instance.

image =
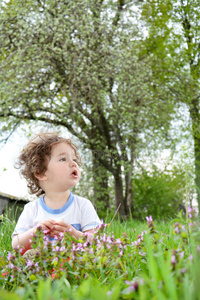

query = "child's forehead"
[51,142,76,156]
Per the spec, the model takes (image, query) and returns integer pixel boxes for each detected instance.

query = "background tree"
[140,0,200,209]
[0,0,177,218]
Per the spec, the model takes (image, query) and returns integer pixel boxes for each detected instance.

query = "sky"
[0,132,30,199]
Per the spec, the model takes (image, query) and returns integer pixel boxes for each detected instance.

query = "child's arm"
[12,219,56,254]
[12,228,37,254]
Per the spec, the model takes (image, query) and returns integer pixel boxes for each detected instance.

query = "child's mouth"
[71,170,78,178]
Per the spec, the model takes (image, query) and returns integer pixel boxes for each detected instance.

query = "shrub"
[132,166,187,219]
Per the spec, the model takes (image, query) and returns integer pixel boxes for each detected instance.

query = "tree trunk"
[189,98,200,209]
[113,168,127,219]
[194,141,200,209]
[92,154,110,216]
[125,172,134,215]
[125,151,135,215]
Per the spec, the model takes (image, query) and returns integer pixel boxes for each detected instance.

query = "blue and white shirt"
[12,193,101,237]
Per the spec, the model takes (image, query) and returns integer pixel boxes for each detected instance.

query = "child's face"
[43,142,81,192]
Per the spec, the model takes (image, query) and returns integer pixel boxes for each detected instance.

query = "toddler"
[12,133,101,254]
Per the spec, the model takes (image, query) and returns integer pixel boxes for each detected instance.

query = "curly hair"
[16,132,82,197]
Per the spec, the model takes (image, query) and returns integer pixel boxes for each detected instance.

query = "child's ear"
[34,172,48,181]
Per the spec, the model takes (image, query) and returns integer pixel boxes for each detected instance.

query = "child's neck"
[44,190,70,209]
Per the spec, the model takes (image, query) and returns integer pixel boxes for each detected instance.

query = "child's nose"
[69,158,77,167]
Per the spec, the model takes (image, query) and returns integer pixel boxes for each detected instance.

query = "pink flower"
[125,281,139,292]
[8,263,14,269]
[26,259,34,267]
[146,216,153,223]
[188,206,198,219]
[89,248,94,254]
[7,252,12,261]
[182,225,186,231]
[181,268,186,274]
[116,238,121,244]
[171,254,176,264]
[188,206,193,213]
[188,254,193,261]
[175,227,179,234]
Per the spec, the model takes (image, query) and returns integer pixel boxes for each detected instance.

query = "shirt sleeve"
[80,199,101,231]
[11,202,35,238]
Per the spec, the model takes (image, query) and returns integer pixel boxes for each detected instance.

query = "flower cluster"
[1,213,200,298]
[2,223,132,286]
[188,206,198,219]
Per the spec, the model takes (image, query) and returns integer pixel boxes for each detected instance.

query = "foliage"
[0,0,178,217]
[0,211,16,259]
[132,165,187,219]
[0,208,200,299]
[140,0,200,208]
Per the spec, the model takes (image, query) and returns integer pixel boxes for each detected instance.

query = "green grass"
[0,212,15,258]
[0,210,200,300]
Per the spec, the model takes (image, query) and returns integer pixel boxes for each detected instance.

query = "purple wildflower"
[181,268,186,274]
[146,216,153,223]
[107,236,112,243]
[175,227,180,234]
[116,238,121,244]
[7,252,12,261]
[125,281,139,292]
[59,232,64,238]
[60,246,66,252]
[171,254,176,264]
[188,254,193,261]
[8,263,14,269]
[26,260,34,267]
[182,225,186,231]
[188,206,198,219]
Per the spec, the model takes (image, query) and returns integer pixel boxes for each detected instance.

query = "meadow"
[0,209,200,300]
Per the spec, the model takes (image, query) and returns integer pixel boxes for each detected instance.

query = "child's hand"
[50,220,84,239]
[35,219,56,234]
[49,220,73,237]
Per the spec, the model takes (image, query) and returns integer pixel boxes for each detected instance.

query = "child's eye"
[60,157,66,161]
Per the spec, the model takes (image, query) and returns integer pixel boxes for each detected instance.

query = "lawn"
[0,209,200,300]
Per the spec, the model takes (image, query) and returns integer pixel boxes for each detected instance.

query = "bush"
[132,166,187,220]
